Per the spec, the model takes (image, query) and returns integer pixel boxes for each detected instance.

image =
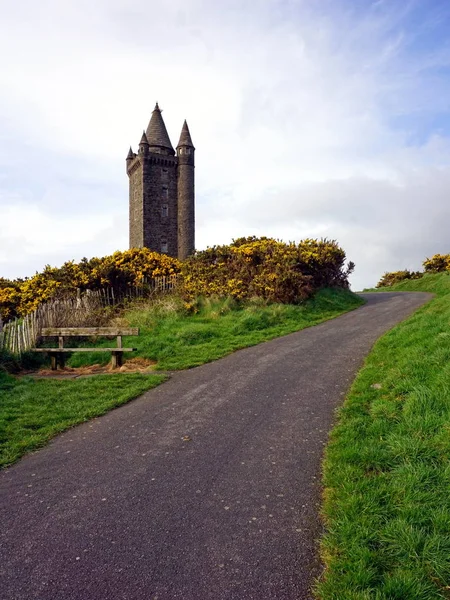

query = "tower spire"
[176,119,195,260]
[177,120,194,148]
[139,130,149,145]
[138,130,149,155]
[126,146,135,174]
[146,103,175,155]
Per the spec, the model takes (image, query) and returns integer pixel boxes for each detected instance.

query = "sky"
[1,0,450,290]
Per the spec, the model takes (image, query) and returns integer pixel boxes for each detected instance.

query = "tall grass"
[67,288,364,370]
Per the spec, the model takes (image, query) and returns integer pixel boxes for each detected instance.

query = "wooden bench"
[33,327,139,370]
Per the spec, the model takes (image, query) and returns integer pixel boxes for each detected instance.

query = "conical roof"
[126,146,134,159]
[145,103,175,155]
[177,120,194,148]
[139,130,149,145]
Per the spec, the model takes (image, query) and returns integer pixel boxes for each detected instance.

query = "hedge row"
[1,238,354,320]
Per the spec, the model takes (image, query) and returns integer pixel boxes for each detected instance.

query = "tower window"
[161,239,168,253]
[161,204,169,218]
[162,186,169,198]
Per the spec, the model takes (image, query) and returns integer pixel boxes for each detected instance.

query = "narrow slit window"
[162,186,169,198]
[161,239,168,253]
[161,204,169,218]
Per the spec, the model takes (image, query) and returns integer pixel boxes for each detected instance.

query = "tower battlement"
[127,104,195,260]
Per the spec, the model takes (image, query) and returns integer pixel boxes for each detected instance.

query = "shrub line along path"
[0,292,431,600]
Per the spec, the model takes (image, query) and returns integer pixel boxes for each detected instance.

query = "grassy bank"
[363,270,450,295]
[0,371,166,468]
[317,273,450,599]
[67,288,364,370]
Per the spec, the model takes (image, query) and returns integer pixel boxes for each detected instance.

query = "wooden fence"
[0,275,179,355]
[0,311,39,355]
[92,275,179,306]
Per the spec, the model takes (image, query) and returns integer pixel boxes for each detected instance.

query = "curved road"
[0,292,431,600]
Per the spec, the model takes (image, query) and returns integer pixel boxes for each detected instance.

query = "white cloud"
[0,201,127,275]
[1,0,450,290]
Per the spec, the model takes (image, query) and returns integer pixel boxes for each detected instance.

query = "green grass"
[0,371,166,468]
[66,288,365,370]
[362,271,450,295]
[317,272,450,599]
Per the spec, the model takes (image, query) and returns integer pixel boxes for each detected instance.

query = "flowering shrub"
[19,273,62,315]
[85,249,180,289]
[376,270,423,288]
[0,278,22,320]
[0,249,181,320]
[375,253,450,288]
[423,254,450,273]
[0,287,21,320]
[297,239,353,288]
[0,240,354,320]
[181,237,353,303]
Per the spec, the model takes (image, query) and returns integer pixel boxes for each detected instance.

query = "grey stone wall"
[177,147,195,260]
[142,154,178,258]
[129,159,144,248]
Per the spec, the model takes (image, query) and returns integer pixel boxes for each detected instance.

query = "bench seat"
[32,327,139,370]
[32,348,136,352]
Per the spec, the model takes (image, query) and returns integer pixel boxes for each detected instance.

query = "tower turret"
[126,146,134,171]
[146,103,175,156]
[176,120,195,260]
[138,130,149,156]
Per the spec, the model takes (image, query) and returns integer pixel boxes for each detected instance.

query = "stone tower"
[127,103,195,259]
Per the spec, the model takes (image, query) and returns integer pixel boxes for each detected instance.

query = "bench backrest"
[41,327,139,337]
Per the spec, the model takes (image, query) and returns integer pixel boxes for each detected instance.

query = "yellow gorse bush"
[376,270,423,288]
[376,253,450,288]
[0,248,181,320]
[0,287,21,320]
[181,236,353,303]
[423,254,450,273]
[0,239,354,320]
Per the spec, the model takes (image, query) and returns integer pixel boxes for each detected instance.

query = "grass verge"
[67,288,364,370]
[317,273,450,599]
[0,372,166,469]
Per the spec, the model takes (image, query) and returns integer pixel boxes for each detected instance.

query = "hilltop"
[365,270,450,295]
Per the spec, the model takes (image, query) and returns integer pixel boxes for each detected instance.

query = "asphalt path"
[0,292,432,600]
